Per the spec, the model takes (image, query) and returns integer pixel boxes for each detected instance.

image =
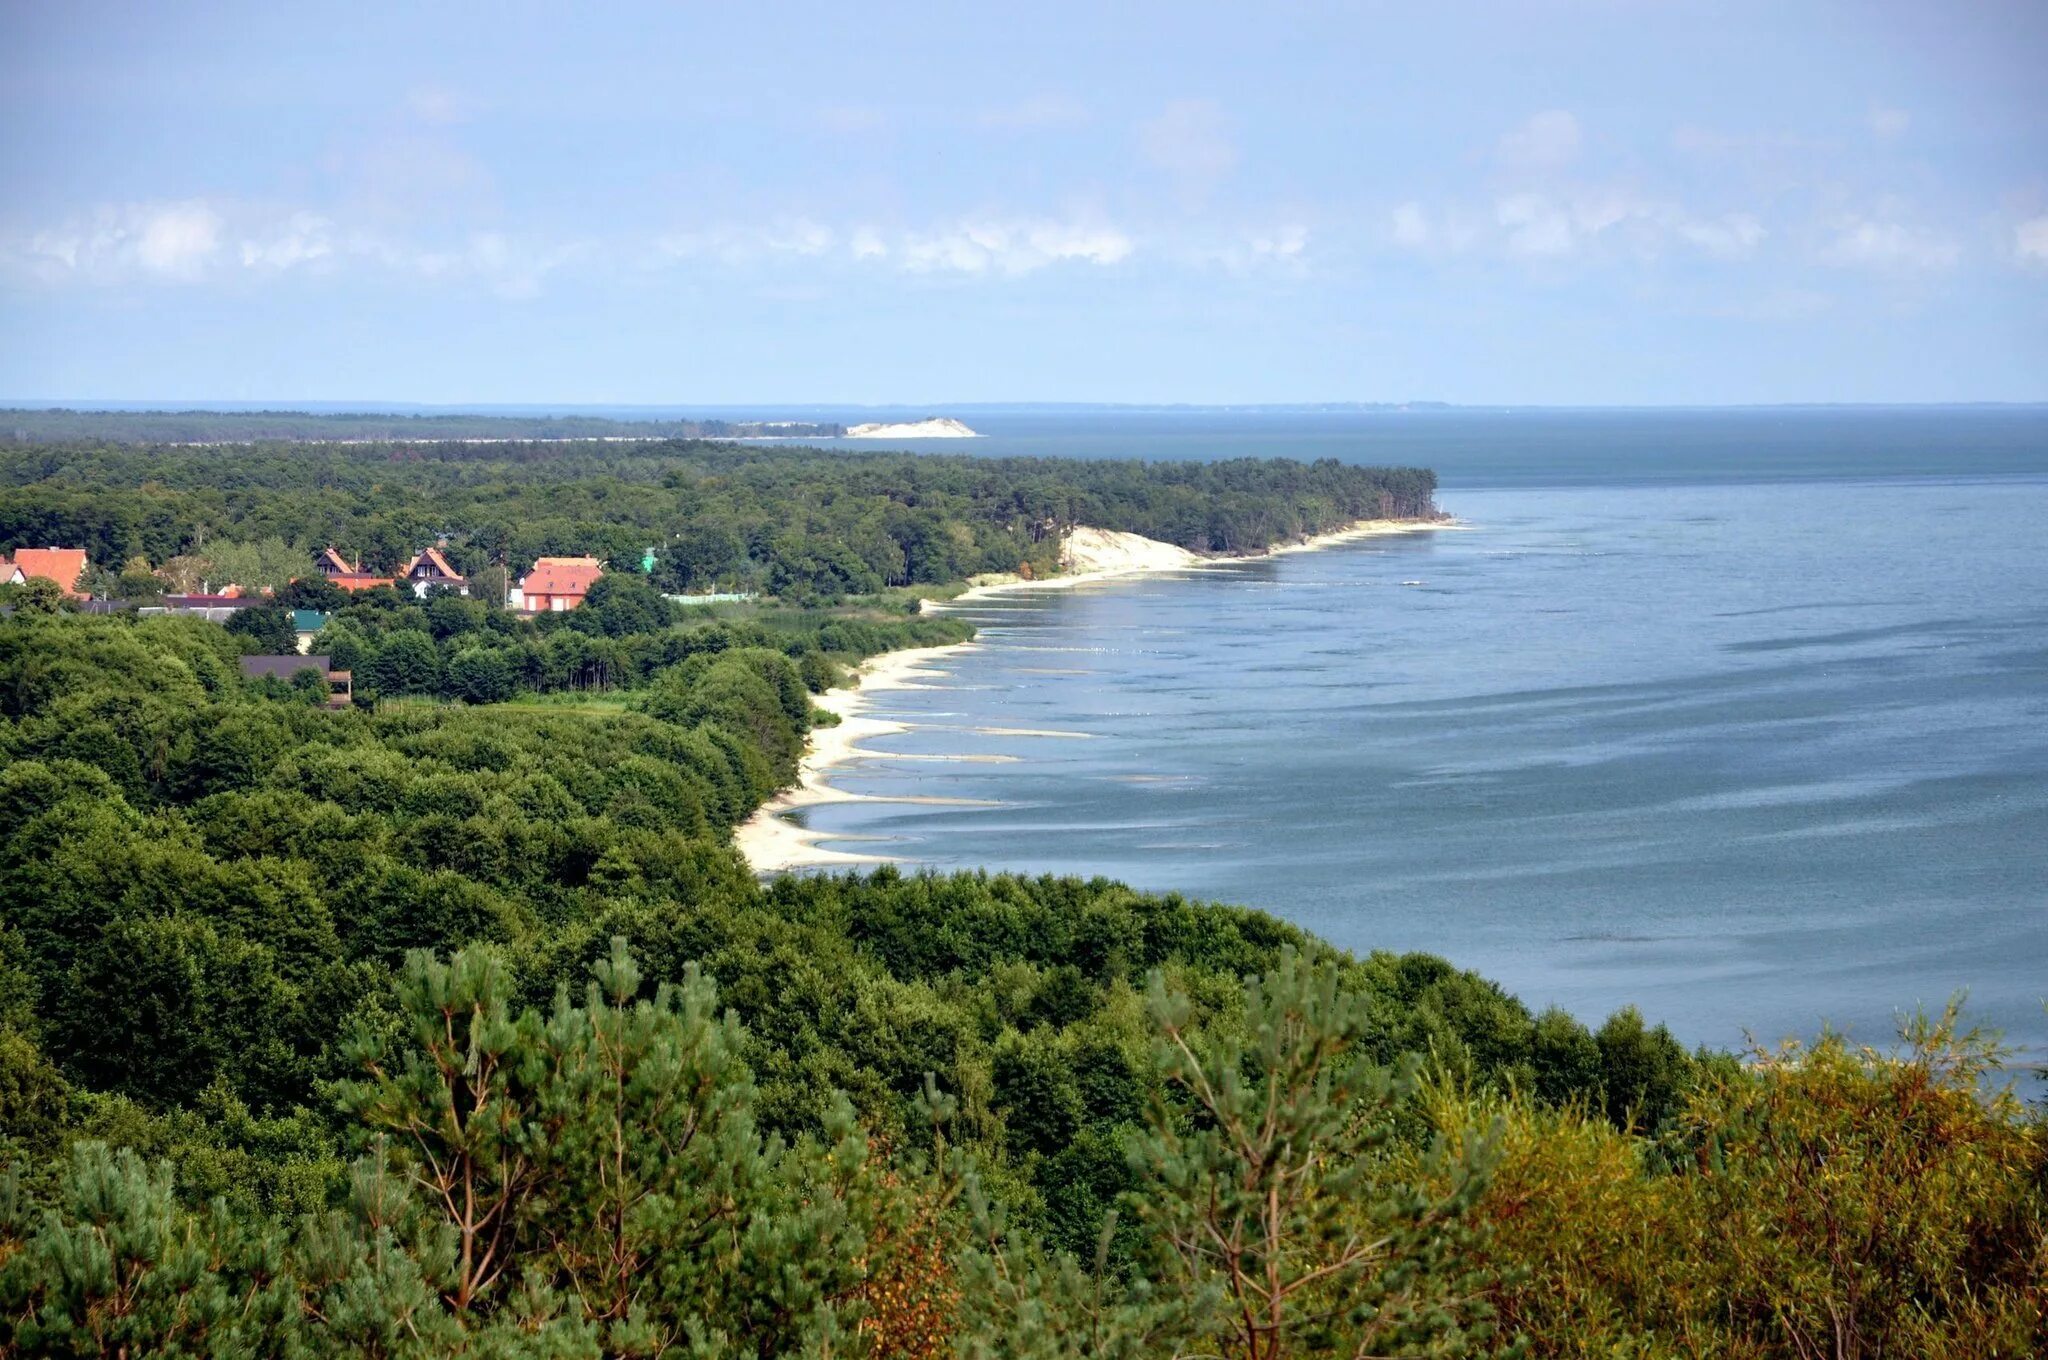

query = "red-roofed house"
[403,546,469,598]
[315,547,394,592]
[11,547,90,598]
[514,556,603,612]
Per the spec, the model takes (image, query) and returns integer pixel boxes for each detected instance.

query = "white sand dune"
[956,516,1457,603]
[1062,525,1204,574]
[844,417,980,439]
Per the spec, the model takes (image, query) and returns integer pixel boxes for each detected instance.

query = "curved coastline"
[732,515,1459,874]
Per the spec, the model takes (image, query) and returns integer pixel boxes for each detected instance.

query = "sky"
[1,1,2044,406]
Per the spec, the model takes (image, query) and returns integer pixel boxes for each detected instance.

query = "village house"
[4,547,90,598]
[239,654,353,707]
[291,609,329,653]
[316,547,395,592]
[511,555,603,612]
[402,546,469,598]
[144,591,257,624]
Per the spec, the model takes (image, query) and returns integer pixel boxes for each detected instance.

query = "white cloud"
[848,227,888,261]
[1450,191,1767,263]
[1165,222,1315,274]
[653,215,1133,276]
[1569,191,1640,236]
[1138,99,1238,192]
[1248,224,1307,261]
[1677,213,1766,260]
[1821,217,1958,272]
[134,201,223,275]
[5,200,224,282]
[1867,105,1910,139]
[763,219,835,257]
[385,231,579,299]
[1388,202,1485,255]
[656,219,836,265]
[1500,110,1581,171]
[1496,194,1576,256]
[898,218,1133,275]
[239,212,335,272]
[2016,215,2048,265]
[977,94,1087,130]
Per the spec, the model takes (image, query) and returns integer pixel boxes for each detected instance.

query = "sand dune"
[844,417,980,439]
[957,516,1457,602]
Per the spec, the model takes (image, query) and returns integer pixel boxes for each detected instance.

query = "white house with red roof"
[512,556,603,612]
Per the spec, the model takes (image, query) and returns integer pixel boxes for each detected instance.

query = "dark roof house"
[162,592,256,609]
[238,654,353,707]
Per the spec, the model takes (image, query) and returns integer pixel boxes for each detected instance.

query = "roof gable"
[407,546,467,582]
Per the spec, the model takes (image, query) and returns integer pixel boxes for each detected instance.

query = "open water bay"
[803,467,2048,1058]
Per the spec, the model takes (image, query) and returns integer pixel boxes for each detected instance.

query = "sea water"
[797,410,2048,1059]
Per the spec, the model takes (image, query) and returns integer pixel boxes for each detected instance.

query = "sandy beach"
[731,642,986,873]
[733,515,1457,874]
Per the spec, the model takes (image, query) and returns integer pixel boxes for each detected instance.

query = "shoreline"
[731,642,980,873]
[733,515,1458,875]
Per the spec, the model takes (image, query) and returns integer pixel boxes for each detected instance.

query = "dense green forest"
[0,441,2042,1356]
[0,437,1438,602]
[0,409,845,444]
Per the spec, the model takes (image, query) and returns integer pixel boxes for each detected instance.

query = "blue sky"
[2,1,2044,405]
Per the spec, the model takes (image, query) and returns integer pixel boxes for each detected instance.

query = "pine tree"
[1127,948,1509,1360]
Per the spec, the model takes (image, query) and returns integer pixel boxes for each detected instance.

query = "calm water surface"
[803,469,2048,1057]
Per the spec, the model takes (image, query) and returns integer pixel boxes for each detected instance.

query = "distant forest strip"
[0,407,844,443]
[0,438,1440,602]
